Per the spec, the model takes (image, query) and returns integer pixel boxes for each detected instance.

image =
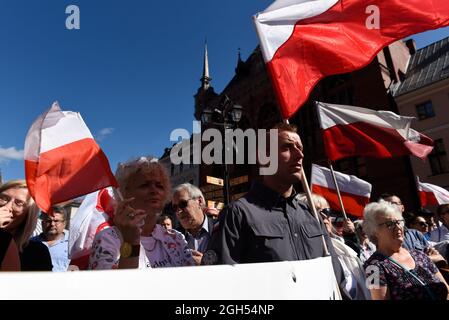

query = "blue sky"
[0,0,448,181]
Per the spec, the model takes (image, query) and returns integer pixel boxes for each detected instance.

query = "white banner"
[0,256,340,300]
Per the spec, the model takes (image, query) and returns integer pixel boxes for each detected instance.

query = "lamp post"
[201,95,243,206]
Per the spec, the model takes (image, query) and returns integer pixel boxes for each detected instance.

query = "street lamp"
[201,95,243,206]
[230,104,243,123]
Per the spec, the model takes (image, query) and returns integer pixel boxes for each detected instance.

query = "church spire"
[200,41,211,90]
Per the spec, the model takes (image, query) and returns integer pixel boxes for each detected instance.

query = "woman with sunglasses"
[363,201,449,300]
[0,180,52,271]
[298,193,371,300]
[88,157,194,270]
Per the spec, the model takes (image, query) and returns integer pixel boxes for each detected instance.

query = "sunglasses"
[378,219,405,230]
[172,198,194,212]
[417,221,428,227]
[319,208,333,218]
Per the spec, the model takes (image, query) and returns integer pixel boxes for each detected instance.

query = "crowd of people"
[1,123,449,300]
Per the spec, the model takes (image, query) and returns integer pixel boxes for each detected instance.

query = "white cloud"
[0,146,24,163]
[95,127,114,141]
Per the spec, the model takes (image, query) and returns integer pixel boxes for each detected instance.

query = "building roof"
[394,36,449,97]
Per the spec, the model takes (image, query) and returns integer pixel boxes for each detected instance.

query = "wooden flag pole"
[284,119,330,256]
[327,160,348,220]
[301,166,330,256]
[115,187,124,202]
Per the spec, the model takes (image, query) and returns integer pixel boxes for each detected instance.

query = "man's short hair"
[270,122,298,133]
[378,193,395,201]
[41,205,67,220]
[173,183,205,208]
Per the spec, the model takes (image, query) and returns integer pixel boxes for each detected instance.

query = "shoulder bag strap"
[385,255,437,300]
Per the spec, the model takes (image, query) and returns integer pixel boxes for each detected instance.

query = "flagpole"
[327,160,348,220]
[115,188,124,202]
[284,119,330,256]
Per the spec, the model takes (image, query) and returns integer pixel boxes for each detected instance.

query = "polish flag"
[316,102,434,162]
[253,0,449,119]
[311,164,371,217]
[68,188,116,270]
[417,177,449,207]
[24,102,118,214]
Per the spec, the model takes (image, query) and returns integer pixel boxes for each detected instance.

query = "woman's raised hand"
[113,198,146,244]
[0,206,13,228]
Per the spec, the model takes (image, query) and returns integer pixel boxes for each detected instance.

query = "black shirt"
[20,240,53,271]
[0,229,13,266]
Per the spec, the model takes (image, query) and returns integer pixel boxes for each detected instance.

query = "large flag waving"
[24,102,118,214]
[311,164,371,217]
[69,188,116,269]
[253,0,449,119]
[316,102,434,162]
[417,177,449,207]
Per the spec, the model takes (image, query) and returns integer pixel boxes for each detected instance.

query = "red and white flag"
[253,0,449,119]
[417,177,449,207]
[68,188,116,269]
[24,102,118,213]
[316,102,434,162]
[311,164,371,217]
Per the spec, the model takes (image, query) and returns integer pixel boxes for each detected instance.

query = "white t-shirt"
[88,224,194,270]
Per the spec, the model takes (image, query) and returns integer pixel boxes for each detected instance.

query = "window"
[416,101,435,120]
[429,139,449,175]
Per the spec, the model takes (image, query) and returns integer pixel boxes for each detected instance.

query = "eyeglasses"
[172,198,194,212]
[319,208,332,219]
[42,219,65,225]
[0,193,27,211]
[378,219,405,230]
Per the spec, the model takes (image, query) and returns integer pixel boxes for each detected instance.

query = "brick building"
[193,39,425,214]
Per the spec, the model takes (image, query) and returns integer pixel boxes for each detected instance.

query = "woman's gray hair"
[0,179,39,252]
[173,183,205,208]
[114,156,171,204]
[363,201,402,242]
[296,193,329,209]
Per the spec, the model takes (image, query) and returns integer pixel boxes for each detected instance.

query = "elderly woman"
[0,180,52,271]
[363,201,449,300]
[298,193,371,300]
[88,157,194,269]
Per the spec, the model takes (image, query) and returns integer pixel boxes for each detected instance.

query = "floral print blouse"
[88,224,194,269]
[364,249,448,300]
